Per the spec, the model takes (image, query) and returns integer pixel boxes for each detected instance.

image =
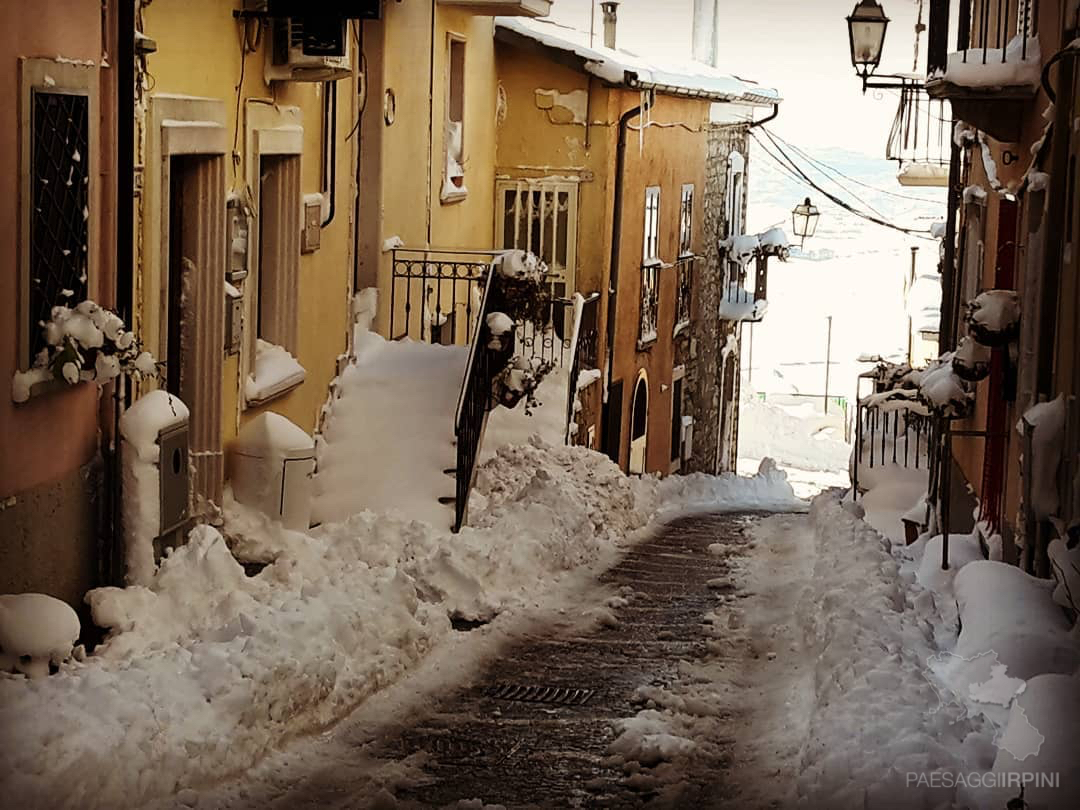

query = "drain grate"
[485,684,595,705]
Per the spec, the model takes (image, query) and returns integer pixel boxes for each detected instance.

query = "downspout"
[352,22,364,294]
[425,0,436,247]
[747,102,779,128]
[602,95,650,463]
[110,0,136,588]
[321,81,337,228]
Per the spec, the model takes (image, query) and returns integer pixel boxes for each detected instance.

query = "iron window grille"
[643,186,660,263]
[674,257,693,335]
[678,184,694,257]
[28,90,90,363]
[639,263,659,346]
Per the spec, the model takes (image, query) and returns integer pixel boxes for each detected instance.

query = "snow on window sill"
[245,339,306,407]
[440,183,469,205]
[11,369,70,404]
[673,319,690,338]
[637,333,657,351]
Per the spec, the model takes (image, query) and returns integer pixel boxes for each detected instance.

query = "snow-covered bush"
[952,335,992,381]
[965,289,1020,346]
[0,593,81,678]
[12,299,157,403]
[492,250,553,331]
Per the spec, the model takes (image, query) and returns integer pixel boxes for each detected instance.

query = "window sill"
[673,319,690,338]
[637,335,657,352]
[245,340,306,407]
[440,185,469,205]
[11,371,71,405]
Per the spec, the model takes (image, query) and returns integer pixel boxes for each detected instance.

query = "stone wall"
[685,124,749,474]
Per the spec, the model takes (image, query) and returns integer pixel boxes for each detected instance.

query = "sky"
[547,0,930,155]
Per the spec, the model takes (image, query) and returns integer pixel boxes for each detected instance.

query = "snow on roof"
[495,17,780,105]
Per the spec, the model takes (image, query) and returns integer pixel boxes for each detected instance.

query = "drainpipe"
[748,103,779,128]
[321,81,337,228]
[109,0,136,589]
[602,95,650,462]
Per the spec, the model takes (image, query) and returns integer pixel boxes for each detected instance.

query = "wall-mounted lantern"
[792,197,820,247]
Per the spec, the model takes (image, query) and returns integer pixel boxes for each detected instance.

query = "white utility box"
[230,413,315,530]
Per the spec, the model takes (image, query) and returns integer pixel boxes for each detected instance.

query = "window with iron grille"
[28,90,90,364]
[678,184,694,257]
[643,186,660,263]
[639,263,659,345]
[674,257,693,335]
[496,177,579,291]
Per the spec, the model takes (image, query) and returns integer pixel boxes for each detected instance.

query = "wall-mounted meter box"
[227,196,251,283]
[225,282,243,355]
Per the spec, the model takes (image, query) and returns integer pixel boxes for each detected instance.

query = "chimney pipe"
[600,1,619,50]
[692,0,720,66]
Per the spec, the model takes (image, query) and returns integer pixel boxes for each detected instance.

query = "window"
[248,154,304,405]
[442,36,467,202]
[726,152,745,239]
[643,186,660,263]
[674,256,693,335]
[496,178,579,289]
[18,59,97,374]
[639,264,659,345]
[678,184,694,257]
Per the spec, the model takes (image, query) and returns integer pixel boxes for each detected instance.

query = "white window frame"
[16,58,100,377]
[442,33,468,204]
[244,101,304,408]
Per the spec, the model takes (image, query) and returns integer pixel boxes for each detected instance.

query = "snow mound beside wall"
[0,438,803,809]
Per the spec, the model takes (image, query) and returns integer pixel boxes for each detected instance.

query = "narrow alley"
[173,509,815,809]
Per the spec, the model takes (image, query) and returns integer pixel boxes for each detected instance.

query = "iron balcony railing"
[638,262,660,346]
[721,254,768,323]
[928,0,1038,76]
[887,85,951,178]
[390,248,497,343]
[851,371,935,497]
[674,256,693,335]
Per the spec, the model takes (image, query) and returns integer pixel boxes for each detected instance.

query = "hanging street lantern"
[792,197,820,247]
[847,0,890,79]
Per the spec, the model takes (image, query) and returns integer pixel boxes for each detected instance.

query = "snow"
[717,285,767,321]
[495,17,779,104]
[314,326,466,529]
[967,289,1020,341]
[485,311,514,336]
[1027,170,1051,192]
[1048,536,1080,614]
[0,421,803,808]
[493,248,545,282]
[898,162,949,185]
[119,390,189,586]
[1017,395,1066,520]
[963,183,988,203]
[381,235,404,253]
[245,339,306,405]
[953,335,991,381]
[231,413,315,531]
[0,593,80,679]
[939,35,1042,90]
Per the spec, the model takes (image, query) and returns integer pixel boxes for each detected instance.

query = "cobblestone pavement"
[369,511,764,808]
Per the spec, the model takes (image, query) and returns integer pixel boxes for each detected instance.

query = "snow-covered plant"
[492,355,555,415]
[485,311,515,352]
[952,335,992,382]
[913,352,974,418]
[12,300,158,403]
[965,289,1020,346]
[492,250,554,330]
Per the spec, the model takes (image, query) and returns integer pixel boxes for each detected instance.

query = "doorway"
[629,373,648,475]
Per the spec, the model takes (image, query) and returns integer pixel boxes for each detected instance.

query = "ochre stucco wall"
[140,0,359,445]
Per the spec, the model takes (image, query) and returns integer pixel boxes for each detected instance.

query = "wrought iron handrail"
[852,394,934,496]
[565,293,600,443]
[452,265,498,532]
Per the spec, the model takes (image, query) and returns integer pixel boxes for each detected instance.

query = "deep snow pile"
[312,327,467,529]
[738,393,850,473]
[0,438,802,809]
[793,494,971,808]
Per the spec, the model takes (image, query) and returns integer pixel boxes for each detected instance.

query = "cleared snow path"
[161,510,818,809]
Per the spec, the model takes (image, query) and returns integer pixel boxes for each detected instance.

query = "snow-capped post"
[118,390,190,586]
[0,593,81,678]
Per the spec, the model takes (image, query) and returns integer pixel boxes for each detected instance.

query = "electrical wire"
[750,130,938,239]
[764,127,945,206]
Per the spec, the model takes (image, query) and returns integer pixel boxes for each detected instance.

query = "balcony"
[638,262,660,348]
[887,85,951,187]
[437,0,553,17]
[925,0,1040,142]
[717,246,771,323]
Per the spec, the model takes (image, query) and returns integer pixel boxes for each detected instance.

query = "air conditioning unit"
[267,17,352,82]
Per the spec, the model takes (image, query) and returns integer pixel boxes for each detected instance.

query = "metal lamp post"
[791,197,820,248]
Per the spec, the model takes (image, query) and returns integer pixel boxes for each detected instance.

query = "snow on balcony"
[937,33,1042,91]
